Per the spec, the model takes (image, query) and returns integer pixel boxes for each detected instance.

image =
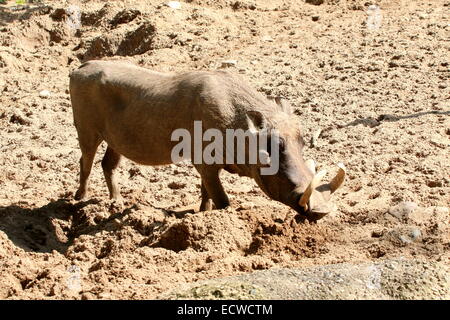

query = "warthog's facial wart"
[247,109,346,222]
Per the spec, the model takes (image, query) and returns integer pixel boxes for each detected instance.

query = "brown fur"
[69,60,332,220]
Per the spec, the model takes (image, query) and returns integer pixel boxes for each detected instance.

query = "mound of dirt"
[81,4,112,27]
[80,22,156,61]
[109,9,141,28]
[148,210,252,253]
[241,210,330,259]
[116,22,156,56]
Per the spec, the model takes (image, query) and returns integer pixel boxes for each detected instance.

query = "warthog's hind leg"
[74,134,101,200]
[101,146,122,200]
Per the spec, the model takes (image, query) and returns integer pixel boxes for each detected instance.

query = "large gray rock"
[161,259,449,300]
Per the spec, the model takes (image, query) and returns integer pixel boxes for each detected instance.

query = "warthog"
[69,60,345,222]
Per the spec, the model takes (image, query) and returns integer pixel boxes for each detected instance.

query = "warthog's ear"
[246,110,266,133]
[267,95,292,114]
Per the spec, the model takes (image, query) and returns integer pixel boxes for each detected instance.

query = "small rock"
[310,129,322,147]
[39,90,51,98]
[430,137,447,149]
[388,201,418,221]
[409,228,422,240]
[50,8,67,21]
[9,113,31,126]
[221,60,237,68]
[398,227,422,244]
[231,1,257,10]
[312,15,320,22]
[262,36,274,42]
[168,181,186,190]
[388,61,399,68]
[387,226,422,245]
[427,180,443,188]
[237,202,255,211]
[417,13,428,20]
[128,167,141,178]
[166,1,181,9]
[305,0,324,5]
[81,292,96,300]
[98,292,111,299]
[371,230,384,238]
[398,235,411,244]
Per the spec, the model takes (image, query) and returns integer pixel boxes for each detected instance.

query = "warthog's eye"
[266,136,285,154]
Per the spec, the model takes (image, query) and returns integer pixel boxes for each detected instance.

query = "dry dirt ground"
[0,0,449,299]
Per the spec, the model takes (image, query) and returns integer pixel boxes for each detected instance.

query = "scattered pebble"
[221,60,237,68]
[39,90,51,98]
[388,201,418,221]
[305,0,324,5]
[310,129,322,148]
[9,113,31,126]
[371,230,384,238]
[398,228,422,244]
[409,228,422,240]
[312,15,320,22]
[386,226,422,245]
[262,36,274,42]
[81,292,96,300]
[166,1,181,10]
[418,13,428,20]
[237,202,255,211]
[168,181,186,190]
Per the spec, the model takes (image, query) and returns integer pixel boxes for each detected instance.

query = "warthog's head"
[247,97,346,222]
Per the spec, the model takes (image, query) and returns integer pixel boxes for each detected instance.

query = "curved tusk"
[329,162,346,193]
[298,169,327,209]
[305,159,316,174]
[259,150,271,165]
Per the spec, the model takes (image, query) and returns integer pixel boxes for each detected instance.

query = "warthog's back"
[69,60,250,165]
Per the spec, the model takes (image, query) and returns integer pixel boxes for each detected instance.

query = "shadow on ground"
[0,198,136,253]
[0,3,51,26]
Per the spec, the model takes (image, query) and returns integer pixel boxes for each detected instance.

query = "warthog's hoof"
[74,190,86,201]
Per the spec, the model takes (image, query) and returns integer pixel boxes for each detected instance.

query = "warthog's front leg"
[200,181,214,211]
[196,166,230,210]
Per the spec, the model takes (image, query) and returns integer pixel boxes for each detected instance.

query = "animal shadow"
[0,198,134,253]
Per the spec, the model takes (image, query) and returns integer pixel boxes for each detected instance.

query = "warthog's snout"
[290,161,346,222]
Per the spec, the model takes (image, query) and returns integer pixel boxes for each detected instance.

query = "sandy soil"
[0,0,448,299]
